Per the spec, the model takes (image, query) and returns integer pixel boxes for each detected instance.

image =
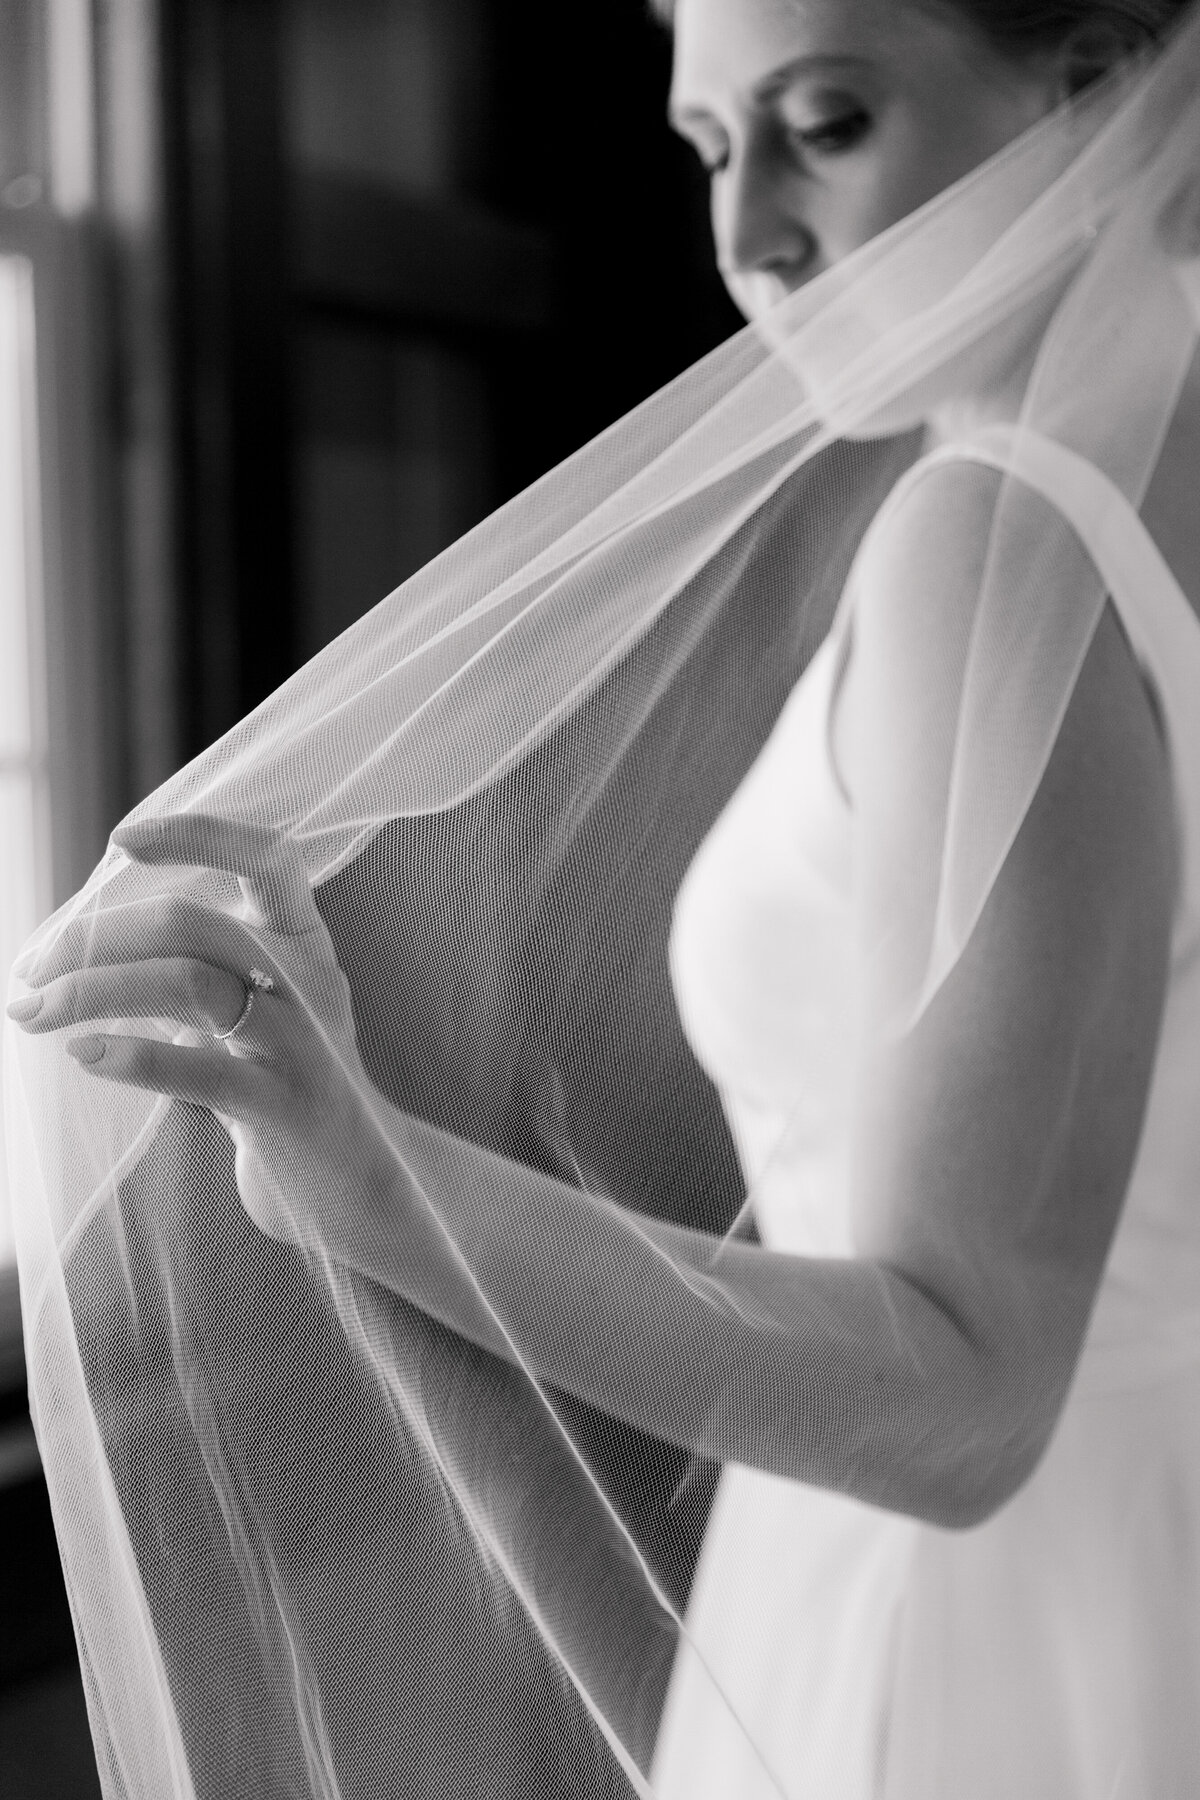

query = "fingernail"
[111,826,150,854]
[66,1037,106,1066]
[6,994,43,1023]
[112,819,163,844]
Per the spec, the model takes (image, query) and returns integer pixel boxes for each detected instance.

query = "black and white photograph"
[3,1,1200,1795]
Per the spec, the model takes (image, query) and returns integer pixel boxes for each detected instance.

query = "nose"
[714,142,817,291]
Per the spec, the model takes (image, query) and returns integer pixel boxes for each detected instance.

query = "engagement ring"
[212,967,276,1042]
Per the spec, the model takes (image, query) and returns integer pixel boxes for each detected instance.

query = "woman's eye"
[792,107,872,158]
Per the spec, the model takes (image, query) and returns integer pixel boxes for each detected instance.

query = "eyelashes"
[683,105,874,177]
[791,107,873,157]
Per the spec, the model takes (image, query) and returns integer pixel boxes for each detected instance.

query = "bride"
[9,0,1200,1794]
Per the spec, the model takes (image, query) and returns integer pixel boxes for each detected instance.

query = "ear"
[1054,15,1152,99]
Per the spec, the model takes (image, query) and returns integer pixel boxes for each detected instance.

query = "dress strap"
[922,421,1200,942]
[920,422,1200,674]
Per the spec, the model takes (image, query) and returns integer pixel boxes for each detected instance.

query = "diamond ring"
[212,968,276,1042]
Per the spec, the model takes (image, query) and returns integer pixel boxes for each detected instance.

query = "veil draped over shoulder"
[8,10,1200,1796]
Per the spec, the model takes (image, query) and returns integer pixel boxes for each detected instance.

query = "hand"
[7,813,389,1245]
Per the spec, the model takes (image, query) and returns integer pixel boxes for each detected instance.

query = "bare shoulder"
[852,455,1008,631]
[866,451,1007,547]
[845,450,1124,709]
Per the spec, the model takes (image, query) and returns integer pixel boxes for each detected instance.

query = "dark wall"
[163,0,742,755]
[482,0,741,484]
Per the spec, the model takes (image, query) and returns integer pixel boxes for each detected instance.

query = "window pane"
[0,253,51,1266]
[295,321,493,660]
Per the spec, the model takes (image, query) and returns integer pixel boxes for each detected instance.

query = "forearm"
[319,1114,999,1527]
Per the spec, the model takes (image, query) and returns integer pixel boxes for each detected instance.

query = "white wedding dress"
[655,428,1200,1799]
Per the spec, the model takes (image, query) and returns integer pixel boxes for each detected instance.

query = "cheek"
[811,156,924,263]
[820,143,968,259]
[899,89,1042,212]
[876,115,973,224]
[801,111,962,263]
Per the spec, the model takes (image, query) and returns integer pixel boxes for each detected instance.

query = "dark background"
[0,0,745,1793]
[165,0,743,753]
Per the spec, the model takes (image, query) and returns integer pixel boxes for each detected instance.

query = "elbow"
[900,1444,1041,1533]
[925,1448,1039,1532]
[908,1372,1065,1532]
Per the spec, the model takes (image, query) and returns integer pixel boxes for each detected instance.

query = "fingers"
[18,893,268,991]
[64,1033,275,1118]
[112,813,320,937]
[9,957,249,1038]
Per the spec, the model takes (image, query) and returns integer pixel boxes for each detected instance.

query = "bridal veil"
[8,8,1200,1793]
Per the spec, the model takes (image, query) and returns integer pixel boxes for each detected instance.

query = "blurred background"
[0,1,739,1790]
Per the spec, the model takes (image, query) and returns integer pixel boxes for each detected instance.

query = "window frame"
[0,204,121,1447]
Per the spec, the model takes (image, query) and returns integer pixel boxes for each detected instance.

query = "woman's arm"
[327,467,1177,1527]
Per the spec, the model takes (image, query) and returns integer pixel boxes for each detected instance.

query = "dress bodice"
[669,427,1200,1388]
[669,634,858,1259]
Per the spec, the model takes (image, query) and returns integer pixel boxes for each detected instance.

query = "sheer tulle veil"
[7,7,1200,1795]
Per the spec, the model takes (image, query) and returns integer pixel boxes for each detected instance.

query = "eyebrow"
[668,53,875,129]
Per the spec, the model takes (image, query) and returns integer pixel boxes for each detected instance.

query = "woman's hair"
[647,0,1195,60]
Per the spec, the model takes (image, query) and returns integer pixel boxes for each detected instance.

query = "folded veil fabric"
[7,10,1200,1795]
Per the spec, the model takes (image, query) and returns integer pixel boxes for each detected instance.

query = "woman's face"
[669,0,1069,305]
